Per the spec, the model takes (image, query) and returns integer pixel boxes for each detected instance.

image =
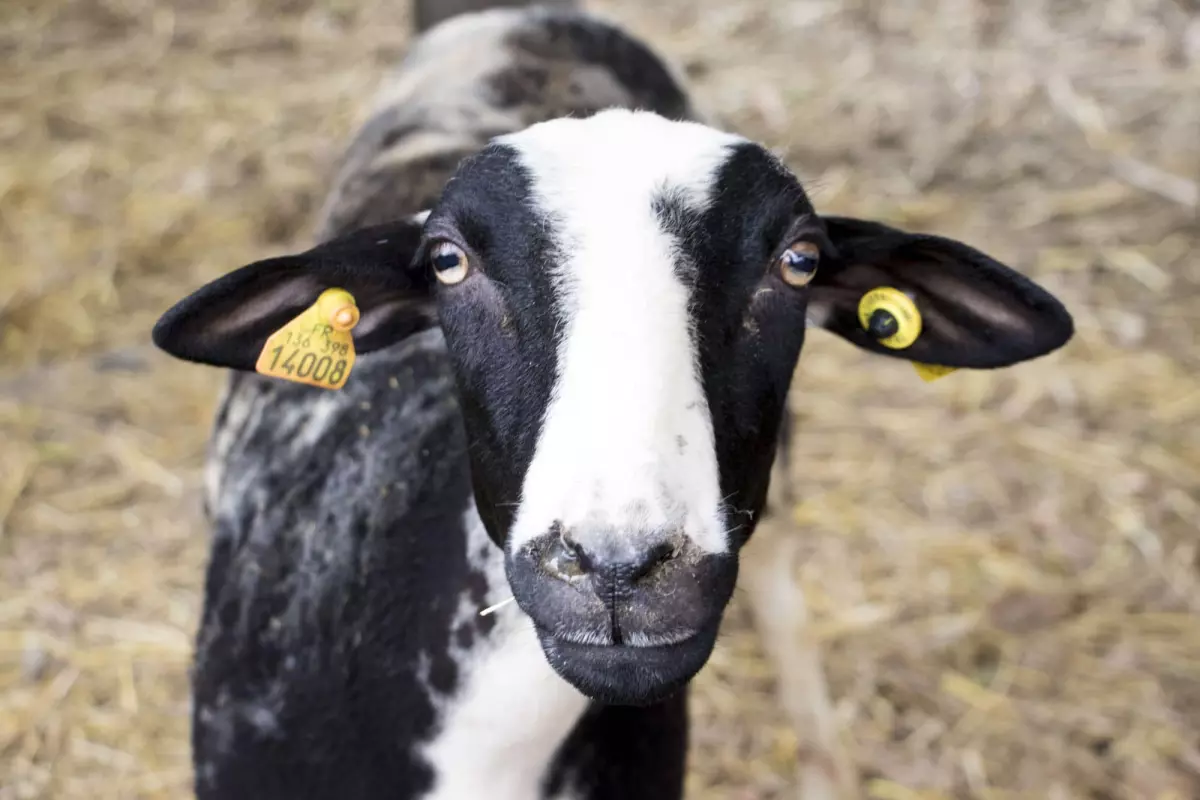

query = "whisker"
[479,596,516,617]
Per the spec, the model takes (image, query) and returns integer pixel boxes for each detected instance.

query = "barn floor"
[2,0,1198,798]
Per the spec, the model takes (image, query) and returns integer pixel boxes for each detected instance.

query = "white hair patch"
[501,110,746,556]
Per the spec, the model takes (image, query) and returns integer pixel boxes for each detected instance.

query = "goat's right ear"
[152,216,434,371]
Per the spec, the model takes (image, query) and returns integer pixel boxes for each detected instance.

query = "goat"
[150,2,1075,798]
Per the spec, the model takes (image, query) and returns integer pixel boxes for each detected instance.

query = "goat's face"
[424,112,814,704]
[153,109,1073,707]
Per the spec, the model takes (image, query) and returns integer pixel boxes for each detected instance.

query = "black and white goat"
[151,2,1074,798]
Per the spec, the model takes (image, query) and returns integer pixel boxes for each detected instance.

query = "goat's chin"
[534,624,721,707]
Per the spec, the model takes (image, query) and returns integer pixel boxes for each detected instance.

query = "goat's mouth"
[504,528,737,705]
[534,622,721,707]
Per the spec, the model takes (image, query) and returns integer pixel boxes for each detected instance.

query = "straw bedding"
[2,0,1197,797]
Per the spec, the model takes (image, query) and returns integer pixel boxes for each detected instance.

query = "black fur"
[542,694,690,798]
[191,335,476,799]
[677,144,818,546]
[423,145,568,545]
[502,13,693,121]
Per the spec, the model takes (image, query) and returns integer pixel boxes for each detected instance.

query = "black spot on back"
[320,146,479,241]
[507,14,693,120]
[489,62,551,108]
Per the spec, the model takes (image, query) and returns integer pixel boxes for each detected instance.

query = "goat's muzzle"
[506,525,737,706]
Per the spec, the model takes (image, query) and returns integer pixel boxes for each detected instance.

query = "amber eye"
[778,241,820,287]
[430,241,469,285]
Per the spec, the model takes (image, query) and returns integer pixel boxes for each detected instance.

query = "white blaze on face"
[501,110,746,556]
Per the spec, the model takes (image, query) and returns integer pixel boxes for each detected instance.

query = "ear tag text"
[255,288,360,390]
[857,287,957,383]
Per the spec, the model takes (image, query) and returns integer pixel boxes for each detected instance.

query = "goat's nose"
[541,532,678,590]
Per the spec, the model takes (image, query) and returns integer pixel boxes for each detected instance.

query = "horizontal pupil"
[786,252,816,269]
[433,253,460,270]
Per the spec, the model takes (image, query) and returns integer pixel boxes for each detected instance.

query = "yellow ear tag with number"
[255,288,360,390]
[856,287,957,383]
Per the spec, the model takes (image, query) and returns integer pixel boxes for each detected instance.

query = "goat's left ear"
[808,216,1074,369]
[152,216,434,371]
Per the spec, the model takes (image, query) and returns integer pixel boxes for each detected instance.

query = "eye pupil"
[430,241,470,284]
[433,252,460,271]
[785,250,814,268]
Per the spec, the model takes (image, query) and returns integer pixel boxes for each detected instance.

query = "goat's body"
[169,5,1069,799]
[194,8,699,799]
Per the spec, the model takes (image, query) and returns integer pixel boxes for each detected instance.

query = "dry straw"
[2,0,1197,798]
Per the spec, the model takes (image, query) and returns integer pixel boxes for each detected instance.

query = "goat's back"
[315,6,699,241]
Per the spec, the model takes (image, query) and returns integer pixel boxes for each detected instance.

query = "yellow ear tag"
[856,287,958,382]
[254,288,359,390]
[911,362,957,382]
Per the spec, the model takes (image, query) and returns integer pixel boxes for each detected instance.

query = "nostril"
[629,541,678,583]
[541,530,589,582]
[560,531,597,572]
[561,532,585,563]
[536,529,681,587]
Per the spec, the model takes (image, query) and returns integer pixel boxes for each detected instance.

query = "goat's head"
[153,109,1073,706]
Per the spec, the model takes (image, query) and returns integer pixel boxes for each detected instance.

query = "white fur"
[501,109,745,557]
[419,506,589,800]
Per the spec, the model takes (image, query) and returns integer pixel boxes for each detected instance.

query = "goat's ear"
[807,216,1074,369]
[152,216,434,371]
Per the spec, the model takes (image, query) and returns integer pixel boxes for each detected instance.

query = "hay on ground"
[1,0,1197,797]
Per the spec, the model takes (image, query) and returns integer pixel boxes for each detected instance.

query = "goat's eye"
[778,241,820,287]
[430,241,469,285]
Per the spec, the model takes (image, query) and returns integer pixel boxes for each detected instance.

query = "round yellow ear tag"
[319,288,361,332]
[857,287,922,350]
[857,287,957,382]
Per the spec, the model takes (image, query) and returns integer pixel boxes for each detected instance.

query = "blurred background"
[1,0,1197,798]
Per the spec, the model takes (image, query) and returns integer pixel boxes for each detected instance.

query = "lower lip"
[537,623,721,706]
